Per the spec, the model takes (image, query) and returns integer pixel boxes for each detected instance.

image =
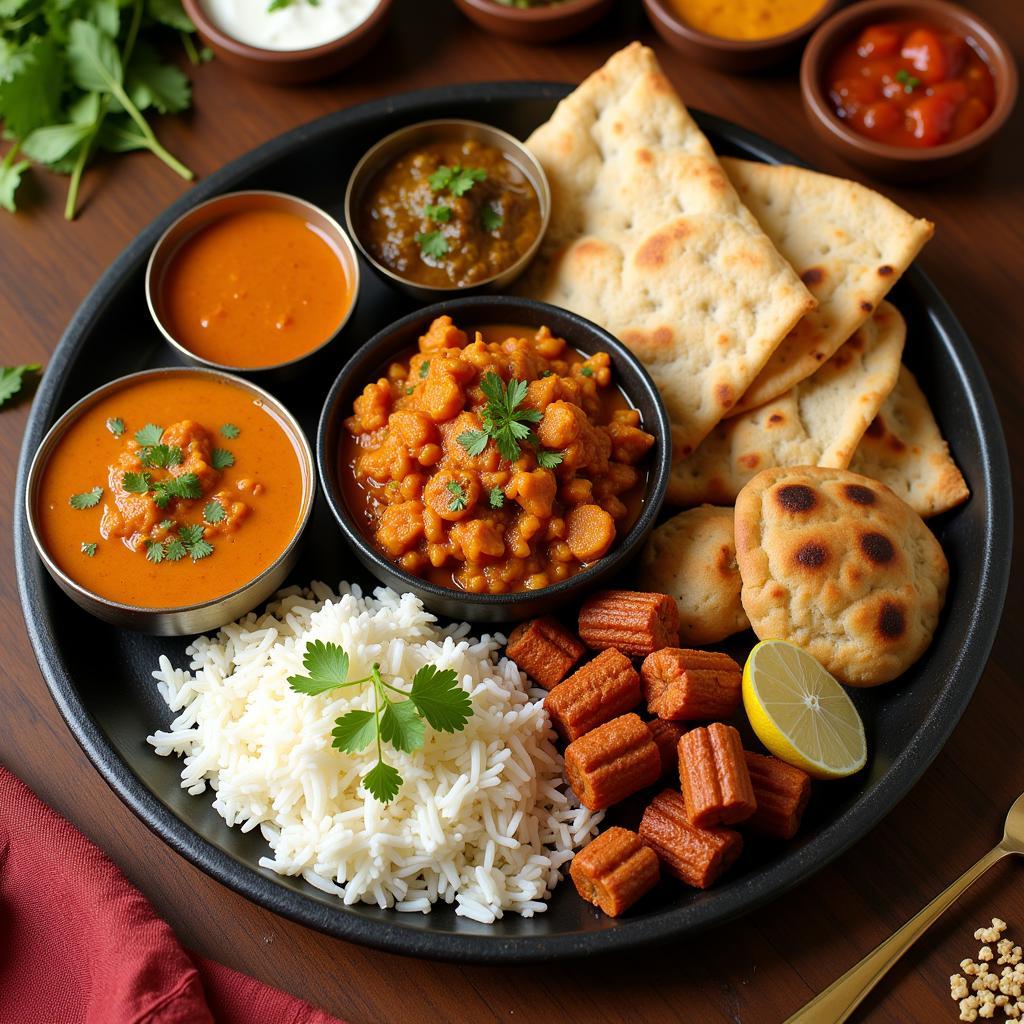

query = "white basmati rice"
[147,581,602,921]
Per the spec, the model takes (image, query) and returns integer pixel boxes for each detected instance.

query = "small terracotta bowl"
[181,0,392,85]
[452,0,613,45]
[643,0,841,72]
[801,0,1019,180]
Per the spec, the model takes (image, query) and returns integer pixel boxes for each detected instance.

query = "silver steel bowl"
[344,119,551,302]
[25,367,316,636]
[145,190,360,382]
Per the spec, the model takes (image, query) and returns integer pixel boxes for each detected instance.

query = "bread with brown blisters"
[734,466,948,686]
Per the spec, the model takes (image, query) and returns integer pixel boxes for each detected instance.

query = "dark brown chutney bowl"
[451,0,613,45]
[317,296,672,624]
[643,0,842,72]
[800,0,1019,180]
[181,0,393,85]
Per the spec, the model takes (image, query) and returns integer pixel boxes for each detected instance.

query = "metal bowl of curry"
[344,120,550,302]
[317,296,671,624]
[25,367,316,635]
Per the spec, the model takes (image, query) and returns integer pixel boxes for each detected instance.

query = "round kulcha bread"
[734,466,948,686]
[638,505,749,645]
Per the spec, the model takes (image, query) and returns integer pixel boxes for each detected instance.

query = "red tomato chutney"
[827,21,996,148]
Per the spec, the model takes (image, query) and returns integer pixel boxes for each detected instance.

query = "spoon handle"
[784,844,1009,1024]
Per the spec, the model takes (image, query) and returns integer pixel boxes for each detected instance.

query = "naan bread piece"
[668,301,905,506]
[721,159,933,416]
[850,365,969,518]
[520,43,814,457]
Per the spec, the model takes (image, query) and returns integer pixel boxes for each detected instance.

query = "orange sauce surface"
[158,208,352,369]
[36,374,306,608]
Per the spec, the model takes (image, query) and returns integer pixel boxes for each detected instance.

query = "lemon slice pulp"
[742,639,867,780]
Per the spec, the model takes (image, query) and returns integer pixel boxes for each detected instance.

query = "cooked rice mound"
[148,582,602,922]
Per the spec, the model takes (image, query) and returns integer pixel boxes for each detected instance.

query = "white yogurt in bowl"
[200,0,379,51]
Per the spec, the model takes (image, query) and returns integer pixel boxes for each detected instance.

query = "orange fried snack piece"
[506,616,586,691]
[647,719,685,777]
[578,590,680,657]
[743,750,811,841]
[678,723,757,828]
[639,789,742,889]
[570,826,660,917]
[564,713,662,811]
[640,648,741,721]
[544,648,641,741]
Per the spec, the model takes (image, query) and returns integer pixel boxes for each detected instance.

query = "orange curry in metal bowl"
[340,317,656,594]
[35,373,307,608]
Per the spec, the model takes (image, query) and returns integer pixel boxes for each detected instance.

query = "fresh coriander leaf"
[211,448,234,470]
[428,165,454,191]
[416,230,449,261]
[418,361,429,379]
[20,121,92,165]
[146,0,197,32]
[457,429,489,457]
[895,68,920,93]
[152,472,201,508]
[480,204,503,232]
[86,0,120,37]
[158,519,174,531]
[287,639,350,695]
[186,537,213,561]
[69,486,102,509]
[330,709,378,753]
[409,665,473,733]
[488,486,504,509]
[126,41,191,115]
[0,150,31,213]
[81,542,97,557]
[0,363,41,407]
[405,386,414,395]
[67,20,124,96]
[266,0,294,11]
[96,117,148,154]
[203,498,225,523]
[106,416,125,437]
[363,758,402,804]
[220,423,240,439]
[581,365,593,377]
[540,369,553,378]
[423,202,451,223]
[474,372,543,464]
[164,537,187,561]
[379,698,424,754]
[140,444,183,469]
[447,480,468,512]
[536,449,563,470]
[123,471,151,494]
[177,524,204,546]
[448,166,486,197]
[145,539,165,563]
[0,37,64,139]
[135,423,163,446]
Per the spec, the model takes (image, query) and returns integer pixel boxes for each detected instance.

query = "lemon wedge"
[742,640,867,780]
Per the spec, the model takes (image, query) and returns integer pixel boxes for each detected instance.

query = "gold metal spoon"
[785,791,1024,1023]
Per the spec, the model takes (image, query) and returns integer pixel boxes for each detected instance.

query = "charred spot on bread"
[800,267,825,287]
[794,541,828,568]
[860,532,895,564]
[775,483,817,513]
[843,483,877,505]
[767,412,784,425]
[860,300,874,312]
[878,264,894,276]
[878,600,906,639]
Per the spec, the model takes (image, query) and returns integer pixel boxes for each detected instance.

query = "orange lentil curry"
[341,318,656,594]
[36,373,306,608]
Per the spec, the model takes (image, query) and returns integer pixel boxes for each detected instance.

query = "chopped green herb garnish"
[220,424,240,439]
[158,519,174,531]
[145,539,165,564]
[211,448,234,471]
[81,542,97,557]
[203,498,225,524]
[288,641,473,804]
[186,537,212,561]
[144,522,215,564]
[406,386,415,395]
[428,164,487,196]
[69,486,103,509]
[447,480,469,512]
[123,471,151,494]
[140,444,183,470]
[152,473,201,509]
[416,231,449,261]
[424,203,451,223]
[894,68,921,93]
[419,361,430,379]
[540,369,553,378]
[0,364,41,409]
[580,365,593,377]
[177,523,204,546]
[457,372,542,464]
[135,424,164,446]
[480,204,503,232]
[489,486,504,509]
[106,417,125,438]
[536,449,564,470]
[163,537,187,561]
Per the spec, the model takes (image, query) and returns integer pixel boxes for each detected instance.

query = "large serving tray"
[13,82,1012,962]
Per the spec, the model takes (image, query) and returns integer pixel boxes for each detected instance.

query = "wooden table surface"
[1,2,1021,1021]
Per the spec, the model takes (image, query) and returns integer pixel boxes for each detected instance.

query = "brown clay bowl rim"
[455,0,608,24]
[181,0,392,62]
[800,0,1019,162]
[643,0,843,54]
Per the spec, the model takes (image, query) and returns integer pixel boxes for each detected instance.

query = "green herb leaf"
[580,365,593,377]
[895,68,921,93]
[21,120,92,165]
[163,537,187,561]
[416,230,449,261]
[330,709,378,753]
[145,539,165,563]
[409,665,473,733]
[123,471,151,493]
[211,448,234,470]
[69,486,102,509]
[135,423,163,446]
[158,519,174,531]
[67,20,124,96]
[418,361,430,379]
[140,444,183,470]
[220,423,240,439]
[146,0,197,32]
[428,165,454,191]
[536,449,563,470]
[0,363,41,407]
[480,204,503,232]
[0,148,31,214]
[106,416,125,437]
[81,541,97,557]
[177,523,203,546]
[287,639,351,696]
[456,429,489,458]
[203,498,225,524]
[446,480,468,512]
[448,166,487,197]
[363,759,402,804]
[152,472,201,508]
[186,537,213,561]
[489,486,504,509]
[379,698,424,754]
[423,202,451,223]
[125,41,191,115]
[0,37,64,139]
[473,372,543,464]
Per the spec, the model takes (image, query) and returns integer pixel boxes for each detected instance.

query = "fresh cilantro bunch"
[0,0,206,219]
[288,641,474,804]
[0,363,40,408]
[457,371,564,468]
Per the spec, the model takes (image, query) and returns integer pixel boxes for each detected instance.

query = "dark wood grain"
[1,2,1021,1021]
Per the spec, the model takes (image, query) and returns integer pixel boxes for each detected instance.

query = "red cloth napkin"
[0,766,345,1024]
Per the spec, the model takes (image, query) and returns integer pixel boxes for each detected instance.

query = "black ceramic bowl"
[317,296,672,623]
